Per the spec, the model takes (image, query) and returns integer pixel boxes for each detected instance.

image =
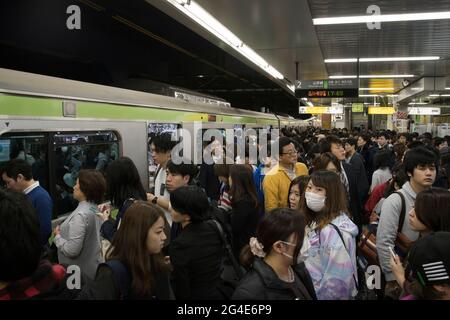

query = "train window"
[147,123,181,189]
[53,131,120,215]
[0,133,49,192]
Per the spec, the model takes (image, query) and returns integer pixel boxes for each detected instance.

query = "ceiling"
[1,0,450,116]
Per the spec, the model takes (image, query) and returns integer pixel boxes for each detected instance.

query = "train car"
[0,68,308,217]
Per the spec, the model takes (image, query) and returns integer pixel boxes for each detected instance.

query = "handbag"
[358,191,413,264]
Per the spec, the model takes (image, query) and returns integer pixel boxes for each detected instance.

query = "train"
[0,68,309,217]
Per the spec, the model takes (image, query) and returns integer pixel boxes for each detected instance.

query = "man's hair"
[2,159,33,181]
[319,135,342,154]
[345,138,357,148]
[150,132,177,153]
[166,160,199,184]
[403,147,437,177]
[0,189,41,282]
[278,137,294,156]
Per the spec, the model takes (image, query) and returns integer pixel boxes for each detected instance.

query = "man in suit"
[345,138,370,206]
[320,136,363,232]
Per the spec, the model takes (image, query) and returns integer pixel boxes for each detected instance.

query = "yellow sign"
[299,106,343,114]
[368,107,395,115]
[352,103,364,113]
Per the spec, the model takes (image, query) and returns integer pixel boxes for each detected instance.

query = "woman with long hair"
[80,201,172,299]
[300,170,358,300]
[100,157,147,241]
[229,165,260,259]
[288,175,310,210]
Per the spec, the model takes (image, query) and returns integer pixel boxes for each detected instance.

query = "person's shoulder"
[232,271,265,300]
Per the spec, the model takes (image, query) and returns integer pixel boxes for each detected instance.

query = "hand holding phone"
[388,246,397,259]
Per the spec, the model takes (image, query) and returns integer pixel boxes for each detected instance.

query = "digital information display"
[295,79,359,98]
[296,89,359,98]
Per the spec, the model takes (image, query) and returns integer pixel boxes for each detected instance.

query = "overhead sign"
[408,107,441,115]
[352,103,364,113]
[299,106,344,114]
[295,79,359,98]
[368,107,395,115]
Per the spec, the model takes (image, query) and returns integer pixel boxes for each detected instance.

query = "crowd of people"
[1,127,450,300]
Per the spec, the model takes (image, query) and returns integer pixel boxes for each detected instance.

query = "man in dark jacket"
[320,136,364,231]
[345,138,370,205]
[357,134,377,185]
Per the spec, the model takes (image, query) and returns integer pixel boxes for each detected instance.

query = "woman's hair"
[106,201,168,296]
[414,188,450,232]
[105,157,147,208]
[287,175,310,208]
[393,143,407,162]
[240,208,305,268]
[373,150,392,170]
[229,165,259,208]
[299,170,349,230]
[383,163,409,198]
[170,185,210,223]
[312,153,341,173]
[213,163,230,179]
[77,169,106,204]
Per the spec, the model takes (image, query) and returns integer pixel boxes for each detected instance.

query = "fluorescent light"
[446,88,450,90]
[429,94,440,97]
[359,94,379,97]
[360,56,440,62]
[409,102,429,105]
[287,84,295,93]
[329,75,357,79]
[359,74,415,78]
[324,58,358,63]
[441,94,450,97]
[313,11,450,25]
[166,0,285,80]
[411,88,423,91]
[387,95,399,97]
[359,88,395,91]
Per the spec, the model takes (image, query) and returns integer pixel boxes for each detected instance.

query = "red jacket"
[364,181,390,217]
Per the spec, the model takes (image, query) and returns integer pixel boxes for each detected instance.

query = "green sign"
[352,103,364,113]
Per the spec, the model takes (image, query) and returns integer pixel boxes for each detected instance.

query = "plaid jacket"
[0,260,66,300]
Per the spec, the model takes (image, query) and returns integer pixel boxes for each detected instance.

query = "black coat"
[76,263,174,300]
[349,153,370,204]
[231,199,259,259]
[199,163,221,201]
[343,162,363,232]
[232,259,317,300]
[169,221,224,300]
[358,144,376,185]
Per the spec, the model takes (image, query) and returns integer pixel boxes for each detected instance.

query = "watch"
[152,196,158,204]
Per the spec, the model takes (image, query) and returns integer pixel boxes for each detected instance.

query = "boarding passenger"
[300,171,358,300]
[232,208,316,300]
[371,150,393,193]
[169,186,224,300]
[263,137,308,212]
[54,170,106,280]
[377,147,437,298]
[2,159,53,246]
[100,157,147,242]
[79,202,173,300]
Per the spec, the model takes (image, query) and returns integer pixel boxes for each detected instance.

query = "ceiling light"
[441,94,450,97]
[446,88,450,90]
[324,58,358,63]
[429,94,440,97]
[359,94,379,97]
[387,95,399,97]
[409,102,429,105]
[313,11,450,25]
[359,88,395,91]
[329,75,357,79]
[166,0,285,81]
[359,56,440,62]
[359,74,415,78]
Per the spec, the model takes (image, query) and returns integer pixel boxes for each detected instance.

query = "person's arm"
[33,196,52,244]
[54,213,87,258]
[147,193,170,211]
[376,194,402,281]
[263,175,278,213]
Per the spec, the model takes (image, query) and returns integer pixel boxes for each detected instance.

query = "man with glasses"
[263,137,308,212]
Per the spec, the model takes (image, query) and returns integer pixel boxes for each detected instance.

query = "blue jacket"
[26,186,53,245]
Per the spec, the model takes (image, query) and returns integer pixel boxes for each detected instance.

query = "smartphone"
[388,246,397,258]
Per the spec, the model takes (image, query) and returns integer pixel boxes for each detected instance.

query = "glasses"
[282,150,298,156]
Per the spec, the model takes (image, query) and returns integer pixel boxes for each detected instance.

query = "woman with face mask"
[300,170,359,300]
[232,208,317,300]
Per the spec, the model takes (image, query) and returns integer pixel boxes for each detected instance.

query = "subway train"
[0,68,309,217]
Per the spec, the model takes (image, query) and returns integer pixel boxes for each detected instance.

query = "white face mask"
[305,192,326,212]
